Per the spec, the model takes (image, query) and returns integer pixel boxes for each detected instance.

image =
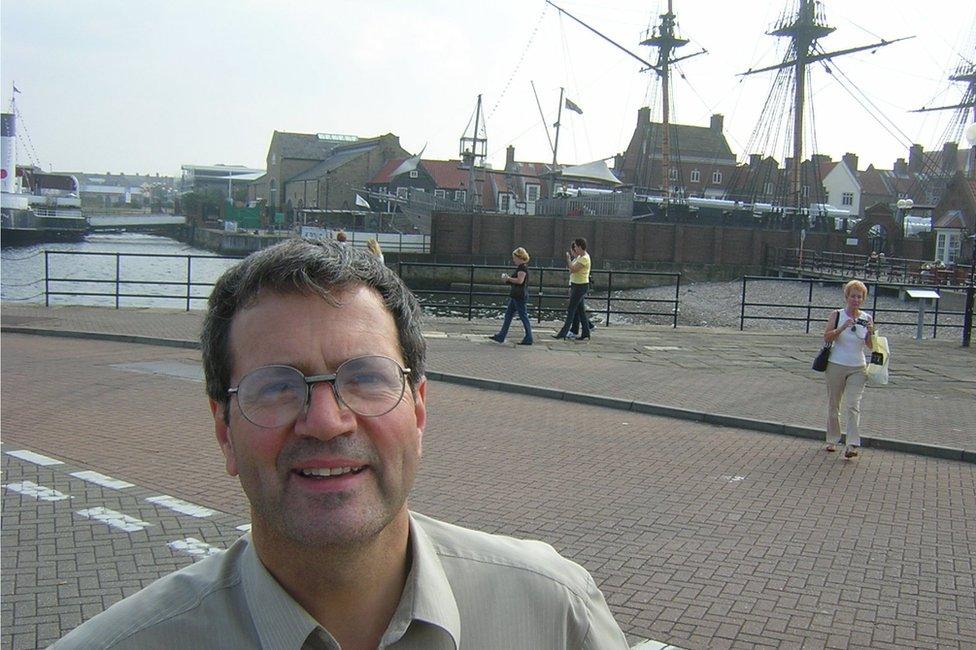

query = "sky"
[2,0,974,178]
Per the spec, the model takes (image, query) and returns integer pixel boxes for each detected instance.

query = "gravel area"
[608,278,968,338]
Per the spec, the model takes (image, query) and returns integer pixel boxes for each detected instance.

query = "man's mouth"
[295,466,367,479]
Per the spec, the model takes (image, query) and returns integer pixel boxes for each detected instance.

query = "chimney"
[710,114,724,133]
[505,145,516,171]
[637,106,651,125]
[749,153,762,168]
[842,152,858,172]
[942,141,958,174]
[908,144,923,173]
[811,153,831,165]
[893,158,908,175]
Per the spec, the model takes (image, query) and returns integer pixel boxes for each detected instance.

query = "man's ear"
[412,379,427,456]
[210,398,239,477]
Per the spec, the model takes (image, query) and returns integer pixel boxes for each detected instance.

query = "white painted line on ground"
[3,481,73,501]
[423,331,448,338]
[76,507,152,533]
[236,523,252,532]
[642,346,682,352]
[5,449,64,466]
[146,495,215,518]
[70,470,134,490]
[168,537,223,558]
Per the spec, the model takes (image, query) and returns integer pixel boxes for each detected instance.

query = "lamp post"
[964,123,976,347]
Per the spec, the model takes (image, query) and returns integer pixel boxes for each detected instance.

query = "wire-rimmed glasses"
[228,355,411,428]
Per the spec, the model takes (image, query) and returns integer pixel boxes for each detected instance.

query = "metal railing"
[43,250,233,310]
[396,261,680,326]
[738,275,968,338]
[769,247,973,287]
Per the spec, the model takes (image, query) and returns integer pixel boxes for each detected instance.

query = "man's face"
[210,286,427,548]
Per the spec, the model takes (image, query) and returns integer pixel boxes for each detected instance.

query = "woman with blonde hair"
[366,238,384,265]
[488,247,534,345]
[822,279,876,459]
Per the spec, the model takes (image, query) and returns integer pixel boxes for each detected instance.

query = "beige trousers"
[825,362,867,447]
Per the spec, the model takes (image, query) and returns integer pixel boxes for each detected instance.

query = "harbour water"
[1,233,232,310]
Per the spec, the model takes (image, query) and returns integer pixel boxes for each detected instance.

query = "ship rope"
[12,102,44,168]
[487,4,549,121]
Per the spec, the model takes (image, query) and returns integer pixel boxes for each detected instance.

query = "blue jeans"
[556,283,590,338]
[496,297,533,343]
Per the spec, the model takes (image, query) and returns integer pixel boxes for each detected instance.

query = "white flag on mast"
[355,193,371,209]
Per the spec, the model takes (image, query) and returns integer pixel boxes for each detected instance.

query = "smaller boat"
[1,109,88,247]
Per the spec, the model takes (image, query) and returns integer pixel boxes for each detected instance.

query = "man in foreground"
[56,238,628,648]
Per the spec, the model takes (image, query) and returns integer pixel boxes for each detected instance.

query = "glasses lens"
[335,356,406,417]
[237,366,306,428]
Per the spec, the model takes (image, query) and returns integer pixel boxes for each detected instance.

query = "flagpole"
[552,87,564,168]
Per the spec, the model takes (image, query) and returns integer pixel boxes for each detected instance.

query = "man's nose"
[295,382,356,439]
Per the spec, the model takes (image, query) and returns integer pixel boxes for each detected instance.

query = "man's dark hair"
[573,237,587,251]
[201,238,426,420]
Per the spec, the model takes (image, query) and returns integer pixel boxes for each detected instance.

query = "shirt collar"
[380,513,461,648]
[240,534,330,649]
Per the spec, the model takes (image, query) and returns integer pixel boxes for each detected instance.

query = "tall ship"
[1,107,88,247]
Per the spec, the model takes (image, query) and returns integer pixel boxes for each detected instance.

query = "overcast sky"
[2,0,973,178]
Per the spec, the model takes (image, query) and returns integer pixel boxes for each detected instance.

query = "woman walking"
[823,279,876,459]
[552,238,591,341]
[489,247,534,345]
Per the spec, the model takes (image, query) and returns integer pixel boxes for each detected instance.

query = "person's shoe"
[575,335,590,341]
[518,339,533,346]
[587,321,597,329]
[824,444,836,452]
[565,332,578,340]
[843,446,859,459]
[488,334,504,343]
[551,333,566,339]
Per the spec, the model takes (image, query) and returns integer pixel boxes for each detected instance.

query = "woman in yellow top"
[552,238,592,340]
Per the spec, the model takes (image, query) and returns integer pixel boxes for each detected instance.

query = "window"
[936,232,961,264]
[434,189,446,199]
[824,191,830,204]
[408,170,418,178]
[802,185,809,198]
[690,170,701,183]
[711,171,722,184]
[497,193,511,212]
[669,168,679,181]
[764,183,773,195]
[525,184,541,202]
[396,187,408,200]
[455,189,466,202]
[842,192,854,206]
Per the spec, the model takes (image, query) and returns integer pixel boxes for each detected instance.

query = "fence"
[769,247,973,287]
[738,275,968,339]
[42,251,236,310]
[397,262,680,326]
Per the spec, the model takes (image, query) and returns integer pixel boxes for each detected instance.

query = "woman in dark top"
[489,247,534,345]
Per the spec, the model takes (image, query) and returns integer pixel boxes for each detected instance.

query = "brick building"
[614,109,737,199]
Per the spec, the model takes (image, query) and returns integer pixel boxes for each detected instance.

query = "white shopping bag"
[866,335,890,387]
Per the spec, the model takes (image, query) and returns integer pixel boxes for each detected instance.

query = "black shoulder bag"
[812,311,838,372]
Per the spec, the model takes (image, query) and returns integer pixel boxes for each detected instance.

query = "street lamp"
[896,197,914,235]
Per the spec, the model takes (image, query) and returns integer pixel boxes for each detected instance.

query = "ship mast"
[740,0,910,212]
[911,62,976,177]
[545,0,703,214]
[641,1,694,210]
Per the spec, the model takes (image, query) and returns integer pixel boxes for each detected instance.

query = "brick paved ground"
[2,332,975,648]
[3,303,974,455]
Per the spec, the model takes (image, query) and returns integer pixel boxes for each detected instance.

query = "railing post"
[604,271,612,327]
[536,267,544,324]
[186,255,192,311]
[44,251,50,307]
[467,265,475,321]
[115,253,121,309]
[805,279,813,333]
[739,277,747,330]
[673,272,681,328]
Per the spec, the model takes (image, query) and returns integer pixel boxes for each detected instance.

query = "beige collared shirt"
[53,512,628,649]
